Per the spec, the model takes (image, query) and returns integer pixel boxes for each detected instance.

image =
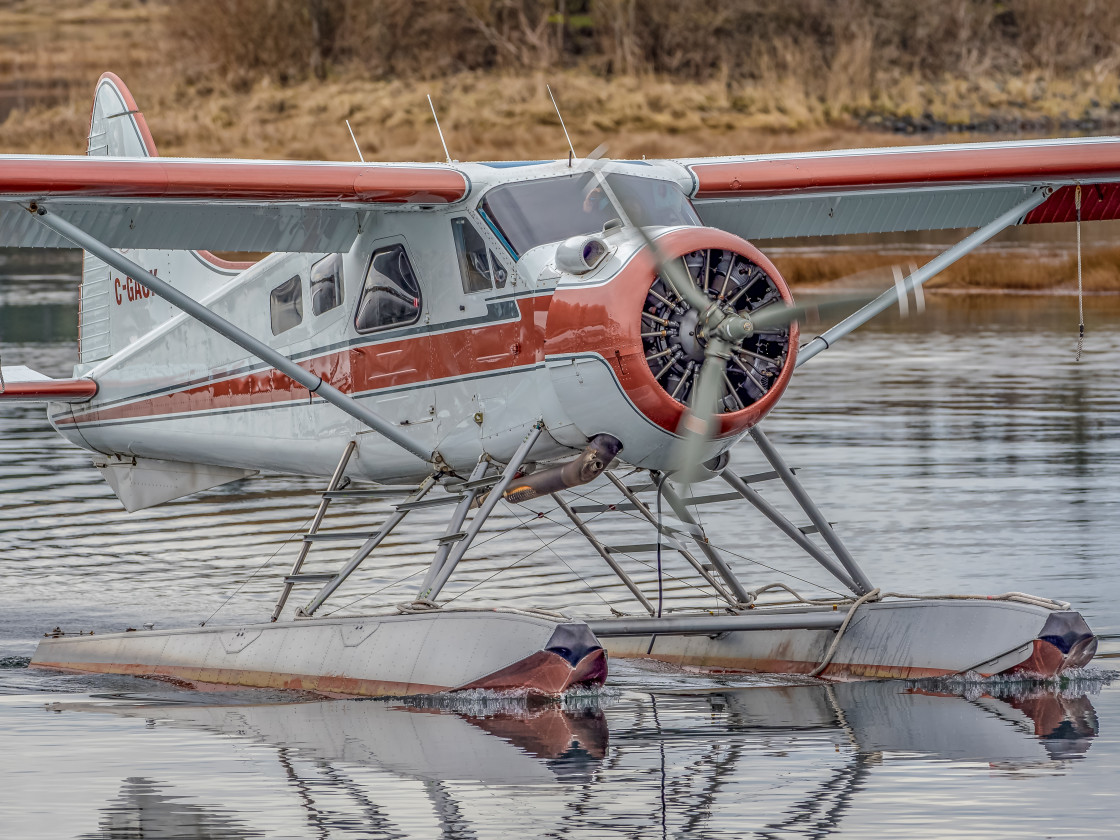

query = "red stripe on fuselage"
[58,296,551,427]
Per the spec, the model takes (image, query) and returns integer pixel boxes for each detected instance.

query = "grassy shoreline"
[772,246,1120,295]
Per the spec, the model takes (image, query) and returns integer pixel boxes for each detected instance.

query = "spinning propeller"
[580,147,918,485]
[635,226,873,483]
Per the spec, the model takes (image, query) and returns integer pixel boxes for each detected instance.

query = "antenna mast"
[427,94,452,164]
[345,119,365,163]
[547,85,576,165]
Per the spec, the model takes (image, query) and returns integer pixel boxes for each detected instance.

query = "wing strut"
[29,205,437,466]
[796,189,1051,367]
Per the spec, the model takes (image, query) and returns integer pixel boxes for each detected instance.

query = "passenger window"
[452,217,493,293]
[270,275,303,335]
[354,244,422,333]
[310,254,343,316]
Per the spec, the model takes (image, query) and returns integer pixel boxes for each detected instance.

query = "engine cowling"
[543,227,798,454]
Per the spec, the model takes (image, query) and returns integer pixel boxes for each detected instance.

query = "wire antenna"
[427,94,452,164]
[547,85,576,164]
[345,119,365,163]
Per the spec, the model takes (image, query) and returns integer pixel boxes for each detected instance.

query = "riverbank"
[771,245,1120,294]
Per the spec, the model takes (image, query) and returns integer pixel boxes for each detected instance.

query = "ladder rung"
[284,573,337,583]
[437,532,467,545]
[322,490,390,499]
[303,532,380,542]
[660,521,702,539]
[577,471,797,513]
[627,469,796,499]
[460,474,502,491]
[675,491,741,506]
[741,468,795,484]
[605,543,662,554]
[570,501,639,514]
[396,495,463,511]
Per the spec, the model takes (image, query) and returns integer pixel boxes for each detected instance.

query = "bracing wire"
[200,512,315,626]
[322,506,549,615]
[578,477,848,599]
[520,515,619,611]
[1076,183,1085,362]
[441,497,624,602]
[654,472,666,619]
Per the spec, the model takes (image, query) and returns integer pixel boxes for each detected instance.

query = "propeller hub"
[641,243,792,414]
[674,308,707,362]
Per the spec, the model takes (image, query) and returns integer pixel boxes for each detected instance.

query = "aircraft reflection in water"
[58,681,1097,839]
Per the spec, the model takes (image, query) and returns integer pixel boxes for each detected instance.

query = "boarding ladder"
[268,443,502,621]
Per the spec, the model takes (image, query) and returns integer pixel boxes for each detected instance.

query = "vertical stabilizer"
[79,74,249,366]
[87,72,158,158]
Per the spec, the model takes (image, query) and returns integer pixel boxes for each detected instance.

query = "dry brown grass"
[0,0,160,116]
[9,68,1120,162]
[6,1,1120,160]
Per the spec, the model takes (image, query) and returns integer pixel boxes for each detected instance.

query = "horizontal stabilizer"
[94,454,258,512]
[0,367,98,402]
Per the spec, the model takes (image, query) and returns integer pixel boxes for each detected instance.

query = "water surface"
[2,248,1119,837]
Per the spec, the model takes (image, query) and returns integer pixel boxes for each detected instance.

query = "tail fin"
[79,74,249,366]
[87,72,159,158]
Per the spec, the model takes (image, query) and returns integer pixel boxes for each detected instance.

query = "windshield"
[479,171,699,257]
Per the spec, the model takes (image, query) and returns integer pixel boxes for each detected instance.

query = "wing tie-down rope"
[808,587,881,677]
[1076,183,1085,362]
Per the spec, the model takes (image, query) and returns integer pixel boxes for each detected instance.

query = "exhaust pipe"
[502,434,623,504]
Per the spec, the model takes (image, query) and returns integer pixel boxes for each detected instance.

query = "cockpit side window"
[270,275,303,335]
[310,254,343,315]
[452,217,493,293]
[354,244,422,334]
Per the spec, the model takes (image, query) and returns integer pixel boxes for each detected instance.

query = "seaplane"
[0,72,1107,696]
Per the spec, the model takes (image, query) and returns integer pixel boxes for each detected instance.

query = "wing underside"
[673,137,1120,239]
[0,156,470,252]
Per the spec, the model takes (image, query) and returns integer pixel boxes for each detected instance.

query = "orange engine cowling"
[543,227,798,447]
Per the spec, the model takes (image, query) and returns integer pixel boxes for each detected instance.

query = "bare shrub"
[164,0,1120,88]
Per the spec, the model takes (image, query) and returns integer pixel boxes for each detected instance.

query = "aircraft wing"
[0,156,468,252]
[671,137,1120,239]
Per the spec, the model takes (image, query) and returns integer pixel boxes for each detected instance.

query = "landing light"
[556,234,609,275]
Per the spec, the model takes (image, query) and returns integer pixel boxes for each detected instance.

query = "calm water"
[3,247,1120,838]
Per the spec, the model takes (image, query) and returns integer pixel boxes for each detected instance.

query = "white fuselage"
[49,161,719,484]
